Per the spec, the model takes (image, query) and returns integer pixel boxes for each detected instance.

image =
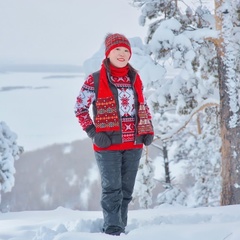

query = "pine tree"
[157,185,187,206]
[133,147,156,209]
[130,0,222,206]
[155,141,187,206]
[179,108,221,206]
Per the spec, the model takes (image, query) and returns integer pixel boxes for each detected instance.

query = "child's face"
[107,46,131,68]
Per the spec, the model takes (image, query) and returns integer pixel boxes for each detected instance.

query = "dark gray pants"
[94,148,142,235]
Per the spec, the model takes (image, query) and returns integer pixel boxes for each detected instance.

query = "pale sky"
[0,0,147,65]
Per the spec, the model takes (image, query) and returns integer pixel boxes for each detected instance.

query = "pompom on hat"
[105,33,132,58]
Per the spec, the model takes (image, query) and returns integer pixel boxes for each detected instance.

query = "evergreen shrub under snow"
[0,122,23,195]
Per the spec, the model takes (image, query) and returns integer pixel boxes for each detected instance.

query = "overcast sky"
[0,0,147,65]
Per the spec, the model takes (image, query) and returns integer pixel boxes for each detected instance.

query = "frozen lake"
[0,72,87,151]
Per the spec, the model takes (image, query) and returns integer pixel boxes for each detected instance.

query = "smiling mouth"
[117,58,125,62]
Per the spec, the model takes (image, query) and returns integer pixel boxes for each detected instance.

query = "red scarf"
[95,62,153,135]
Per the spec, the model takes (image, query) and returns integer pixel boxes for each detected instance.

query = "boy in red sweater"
[75,33,154,236]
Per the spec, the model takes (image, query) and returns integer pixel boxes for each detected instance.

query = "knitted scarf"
[95,62,153,135]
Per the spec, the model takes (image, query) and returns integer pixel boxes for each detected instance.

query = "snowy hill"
[0,205,240,240]
[0,139,99,212]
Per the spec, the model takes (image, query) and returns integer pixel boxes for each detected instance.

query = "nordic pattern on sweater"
[75,74,136,143]
[110,75,135,143]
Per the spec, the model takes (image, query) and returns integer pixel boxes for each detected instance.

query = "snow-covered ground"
[0,204,240,240]
[2,70,238,240]
[0,72,86,151]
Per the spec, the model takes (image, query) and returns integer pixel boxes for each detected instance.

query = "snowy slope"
[0,205,240,240]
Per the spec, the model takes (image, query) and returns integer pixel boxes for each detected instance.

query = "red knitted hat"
[105,33,132,58]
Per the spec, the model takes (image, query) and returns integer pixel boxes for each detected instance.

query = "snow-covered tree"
[157,185,187,206]
[131,0,218,131]
[133,147,156,209]
[176,107,221,206]
[154,141,187,206]
[130,0,224,206]
[0,122,23,203]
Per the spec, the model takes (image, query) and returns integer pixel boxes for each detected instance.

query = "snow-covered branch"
[160,100,219,140]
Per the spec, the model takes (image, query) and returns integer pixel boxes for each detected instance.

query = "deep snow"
[0,204,240,240]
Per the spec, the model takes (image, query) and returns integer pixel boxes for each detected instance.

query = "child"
[75,33,154,236]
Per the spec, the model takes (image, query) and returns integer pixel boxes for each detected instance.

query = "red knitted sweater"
[75,73,152,151]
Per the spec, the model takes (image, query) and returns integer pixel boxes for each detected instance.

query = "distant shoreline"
[0,64,83,73]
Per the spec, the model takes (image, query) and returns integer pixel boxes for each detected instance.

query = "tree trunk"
[163,143,171,185]
[218,54,240,205]
[215,0,240,205]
